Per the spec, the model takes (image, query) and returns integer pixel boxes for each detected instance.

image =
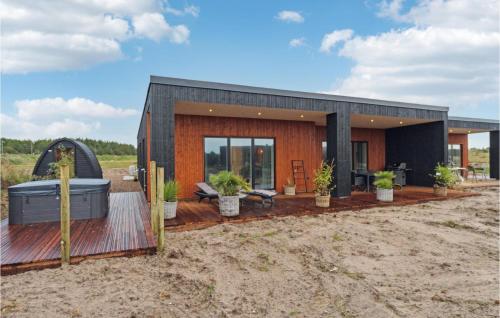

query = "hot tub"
[8,179,110,225]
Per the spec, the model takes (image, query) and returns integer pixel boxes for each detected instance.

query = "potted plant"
[209,171,250,217]
[164,180,179,219]
[431,164,456,196]
[283,177,296,195]
[373,171,395,202]
[313,161,334,208]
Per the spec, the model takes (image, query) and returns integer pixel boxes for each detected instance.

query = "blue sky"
[1,0,498,147]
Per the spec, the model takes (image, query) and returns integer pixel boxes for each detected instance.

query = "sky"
[1,0,499,147]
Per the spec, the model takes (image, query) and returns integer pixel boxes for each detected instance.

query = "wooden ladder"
[292,160,308,193]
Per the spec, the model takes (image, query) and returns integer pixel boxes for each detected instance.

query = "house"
[137,75,499,200]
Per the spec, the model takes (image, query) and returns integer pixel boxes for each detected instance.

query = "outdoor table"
[451,167,466,183]
[355,170,376,192]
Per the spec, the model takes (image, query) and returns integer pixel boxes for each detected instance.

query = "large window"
[204,137,275,189]
[448,144,462,167]
[204,138,228,182]
[352,141,368,171]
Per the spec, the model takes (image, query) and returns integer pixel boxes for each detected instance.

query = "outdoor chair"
[194,182,219,202]
[243,189,278,207]
[194,182,248,203]
[467,165,477,182]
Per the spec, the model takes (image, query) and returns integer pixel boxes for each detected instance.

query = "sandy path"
[1,187,498,317]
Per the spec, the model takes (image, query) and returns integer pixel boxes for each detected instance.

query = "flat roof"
[448,116,499,124]
[151,75,450,112]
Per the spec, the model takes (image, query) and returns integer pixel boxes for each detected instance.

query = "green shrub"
[313,160,335,196]
[164,181,179,202]
[373,171,395,190]
[209,171,251,196]
[431,164,457,187]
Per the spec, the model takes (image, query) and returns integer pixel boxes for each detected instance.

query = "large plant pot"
[218,195,240,217]
[376,188,393,202]
[315,194,331,208]
[164,201,177,219]
[434,185,447,197]
[284,185,296,196]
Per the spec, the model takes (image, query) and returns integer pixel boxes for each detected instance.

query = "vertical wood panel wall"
[175,114,388,198]
[175,115,321,198]
[316,127,386,171]
[448,133,469,167]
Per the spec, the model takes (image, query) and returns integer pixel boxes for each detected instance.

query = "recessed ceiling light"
[450,129,453,132]
[209,108,214,112]
[257,112,262,116]
[370,119,374,123]
[468,130,471,133]
[399,121,403,125]
[300,114,304,118]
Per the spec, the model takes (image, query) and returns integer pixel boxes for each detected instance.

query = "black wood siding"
[490,131,499,179]
[385,121,447,186]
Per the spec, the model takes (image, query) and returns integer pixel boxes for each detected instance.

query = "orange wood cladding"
[175,115,320,198]
[175,115,388,198]
[448,133,468,167]
[315,127,386,171]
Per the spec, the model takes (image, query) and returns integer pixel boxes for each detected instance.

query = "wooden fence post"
[156,167,165,252]
[60,164,70,264]
[150,161,157,235]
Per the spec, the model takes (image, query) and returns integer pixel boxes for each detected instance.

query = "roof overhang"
[153,75,449,112]
[448,116,499,133]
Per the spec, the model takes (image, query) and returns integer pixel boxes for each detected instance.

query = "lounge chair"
[194,182,248,203]
[194,182,219,202]
[243,189,278,207]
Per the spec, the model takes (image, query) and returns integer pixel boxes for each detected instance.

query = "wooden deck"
[1,192,155,275]
[166,186,478,231]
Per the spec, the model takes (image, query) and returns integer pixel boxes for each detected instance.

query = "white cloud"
[289,37,306,48]
[325,0,500,108]
[165,4,200,17]
[133,13,189,43]
[16,97,139,120]
[1,97,138,140]
[276,10,304,23]
[1,0,192,73]
[319,29,353,53]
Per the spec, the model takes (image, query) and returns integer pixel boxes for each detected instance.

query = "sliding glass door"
[204,137,228,182]
[253,139,274,189]
[230,138,252,183]
[204,137,275,189]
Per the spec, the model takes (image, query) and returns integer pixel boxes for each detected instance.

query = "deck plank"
[1,192,155,275]
[166,186,478,231]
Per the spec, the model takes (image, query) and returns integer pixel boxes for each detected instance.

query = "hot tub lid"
[8,179,110,196]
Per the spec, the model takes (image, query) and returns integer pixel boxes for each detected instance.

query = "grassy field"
[468,148,489,164]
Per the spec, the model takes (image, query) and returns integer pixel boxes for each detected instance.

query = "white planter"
[284,185,296,196]
[376,188,393,202]
[164,201,177,219]
[218,195,240,217]
[315,194,331,208]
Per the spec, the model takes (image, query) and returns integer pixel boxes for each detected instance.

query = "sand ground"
[1,187,499,318]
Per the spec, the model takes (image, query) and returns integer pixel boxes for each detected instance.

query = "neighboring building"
[137,76,499,200]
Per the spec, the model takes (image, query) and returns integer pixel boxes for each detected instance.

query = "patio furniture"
[194,182,248,203]
[194,182,219,202]
[451,167,466,183]
[243,189,278,207]
[351,171,366,191]
[467,165,477,181]
[354,170,375,192]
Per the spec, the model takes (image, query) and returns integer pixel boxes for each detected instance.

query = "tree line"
[1,138,136,155]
